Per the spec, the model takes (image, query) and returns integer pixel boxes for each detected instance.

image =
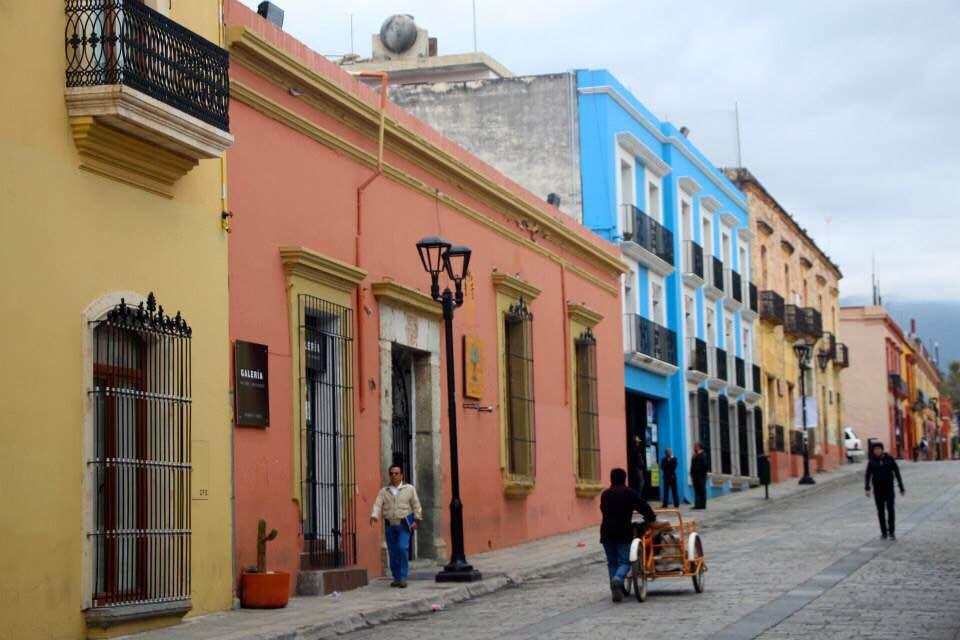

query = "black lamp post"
[793,340,816,485]
[416,236,482,583]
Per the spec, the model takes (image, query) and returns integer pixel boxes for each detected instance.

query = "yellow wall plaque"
[463,335,484,399]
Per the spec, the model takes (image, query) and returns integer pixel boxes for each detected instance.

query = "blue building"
[390,66,763,503]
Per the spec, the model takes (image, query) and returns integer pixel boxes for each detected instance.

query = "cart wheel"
[691,536,705,593]
[634,559,647,602]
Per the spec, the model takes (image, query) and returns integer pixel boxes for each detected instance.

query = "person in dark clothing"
[600,467,656,602]
[690,442,708,509]
[865,442,905,540]
[632,435,646,494]
[660,448,679,508]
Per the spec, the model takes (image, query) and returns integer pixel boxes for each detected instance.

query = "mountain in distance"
[840,297,960,370]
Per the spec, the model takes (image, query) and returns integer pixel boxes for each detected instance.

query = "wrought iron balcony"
[821,331,837,359]
[621,204,674,269]
[752,364,762,394]
[889,373,909,399]
[727,354,746,393]
[784,304,802,335]
[66,0,230,130]
[686,337,708,382]
[759,290,785,325]
[624,313,677,371]
[801,307,822,338]
[835,343,850,368]
[682,241,705,286]
[64,0,233,195]
[714,346,728,381]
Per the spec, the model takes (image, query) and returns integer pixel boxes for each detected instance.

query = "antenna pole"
[349,13,354,55]
[735,101,743,167]
[472,0,478,51]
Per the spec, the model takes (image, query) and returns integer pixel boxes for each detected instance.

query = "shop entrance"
[626,391,661,502]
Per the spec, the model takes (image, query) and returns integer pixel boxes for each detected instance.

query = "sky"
[238,0,960,303]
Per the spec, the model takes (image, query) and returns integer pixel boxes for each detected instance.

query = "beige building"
[725,169,847,481]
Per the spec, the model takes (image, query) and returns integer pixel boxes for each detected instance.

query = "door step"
[296,567,368,596]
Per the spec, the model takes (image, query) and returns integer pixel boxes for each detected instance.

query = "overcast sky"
[239,0,960,302]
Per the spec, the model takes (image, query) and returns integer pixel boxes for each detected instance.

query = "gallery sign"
[235,340,270,427]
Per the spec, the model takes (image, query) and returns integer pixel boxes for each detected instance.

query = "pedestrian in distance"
[600,467,656,603]
[632,435,646,494]
[370,464,422,587]
[690,442,709,510]
[865,442,905,541]
[920,438,929,461]
[660,447,680,509]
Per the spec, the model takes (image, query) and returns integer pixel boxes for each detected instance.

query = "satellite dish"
[380,14,418,54]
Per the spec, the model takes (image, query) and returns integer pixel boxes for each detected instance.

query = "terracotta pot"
[241,571,290,608]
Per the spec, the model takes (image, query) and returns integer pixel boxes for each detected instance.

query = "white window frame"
[649,271,666,326]
[615,146,637,236]
[683,286,697,339]
[706,306,716,348]
[742,326,752,364]
[645,169,663,223]
[701,216,713,257]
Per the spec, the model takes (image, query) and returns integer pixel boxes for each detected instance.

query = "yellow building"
[0,1,233,637]
[724,169,846,480]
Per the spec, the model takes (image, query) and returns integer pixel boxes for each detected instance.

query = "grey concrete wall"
[390,73,582,221]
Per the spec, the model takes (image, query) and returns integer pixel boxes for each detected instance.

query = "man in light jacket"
[370,465,423,587]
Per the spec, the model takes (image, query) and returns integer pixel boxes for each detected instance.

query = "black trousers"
[874,491,896,535]
[662,477,679,507]
[692,476,707,509]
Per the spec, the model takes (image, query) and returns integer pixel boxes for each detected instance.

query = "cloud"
[237,0,960,301]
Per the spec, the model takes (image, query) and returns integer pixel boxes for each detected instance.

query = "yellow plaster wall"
[0,3,232,638]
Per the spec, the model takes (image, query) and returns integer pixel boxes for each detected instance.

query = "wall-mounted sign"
[235,340,270,427]
[793,397,817,430]
[463,335,484,400]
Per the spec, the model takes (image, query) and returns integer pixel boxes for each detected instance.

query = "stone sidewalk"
[121,462,864,640]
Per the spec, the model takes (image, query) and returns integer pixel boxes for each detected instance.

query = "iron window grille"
[790,430,804,456]
[748,282,758,313]
[735,357,746,389]
[697,389,712,472]
[299,295,357,569]
[754,407,765,456]
[688,337,708,375]
[65,0,230,131]
[505,298,536,478]
[737,402,749,476]
[731,270,743,304]
[752,364,762,394]
[718,395,732,475]
[89,293,191,609]
[716,347,728,382]
[712,256,725,292]
[768,424,785,453]
[574,329,600,482]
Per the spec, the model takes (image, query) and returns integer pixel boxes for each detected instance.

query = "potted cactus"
[240,519,290,608]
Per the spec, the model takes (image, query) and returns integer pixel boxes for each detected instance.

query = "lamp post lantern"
[416,237,482,583]
[793,340,816,485]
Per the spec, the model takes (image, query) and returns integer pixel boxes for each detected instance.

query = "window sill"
[575,480,604,498]
[85,599,191,630]
[503,474,535,498]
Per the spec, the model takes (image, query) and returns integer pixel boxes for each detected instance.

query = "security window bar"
[719,395,732,475]
[575,329,600,482]
[697,389,712,472]
[505,299,536,478]
[737,402,749,477]
[754,407,765,456]
[300,295,357,568]
[89,293,191,609]
[65,0,230,131]
[768,424,785,453]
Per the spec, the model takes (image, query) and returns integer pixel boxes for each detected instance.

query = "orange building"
[224,1,626,597]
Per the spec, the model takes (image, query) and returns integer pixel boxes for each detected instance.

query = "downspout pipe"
[355,72,388,413]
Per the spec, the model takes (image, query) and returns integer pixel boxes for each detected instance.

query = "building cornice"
[279,245,367,292]
[227,27,626,282]
[678,176,703,196]
[616,132,669,177]
[372,280,442,320]
[492,272,542,302]
[720,211,740,228]
[700,195,721,213]
[578,85,748,208]
[567,302,604,327]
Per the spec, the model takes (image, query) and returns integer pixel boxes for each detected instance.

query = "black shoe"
[889,533,896,541]
[610,579,624,602]
[661,504,668,509]
[398,580,408,588]
[881,533,888,540]
[390,580,400,587]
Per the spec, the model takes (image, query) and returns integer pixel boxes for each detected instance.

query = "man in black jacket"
[690,442,709,509]
[865,442,905,540]
[600,468,656,602]
[660,448,679,508]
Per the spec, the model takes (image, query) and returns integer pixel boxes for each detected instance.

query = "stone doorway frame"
[374,282,445,563]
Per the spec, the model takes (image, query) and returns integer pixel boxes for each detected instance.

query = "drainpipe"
[355,72,389,413]
[561,262,570,406]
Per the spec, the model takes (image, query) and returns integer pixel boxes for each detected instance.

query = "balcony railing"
[715,347,728,381]
[731,270,743,304]
[734,356,746,389]
[625,314,677,366]
[759,290,785,325]
[835,343,850,368]
[821,331,836,359]
[621,205,674,265]
[683,241,704,280]
[801,307,822,337]
[889,373,909,399]
[65,0,230,131]
[748,283,758,314]
[687,337,708,375]
[712,256,724,292]
[752,364,762,394]
[768,424,785,452]
[784,304,802,335]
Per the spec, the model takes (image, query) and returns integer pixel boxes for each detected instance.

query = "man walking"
[600,468,656,602]
[370,465,422,587]
[865,442,905,541]
[690,442,708,510]
[660,448,679,508]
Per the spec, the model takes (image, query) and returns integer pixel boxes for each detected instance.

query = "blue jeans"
[602,542,631,582]
[385,524,411,580]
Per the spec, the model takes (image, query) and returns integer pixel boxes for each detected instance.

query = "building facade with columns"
[224,0,625,600]
[725,169,846,483]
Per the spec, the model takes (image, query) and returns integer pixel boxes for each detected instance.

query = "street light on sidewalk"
[793,339,816,485]
[416,236,482,583]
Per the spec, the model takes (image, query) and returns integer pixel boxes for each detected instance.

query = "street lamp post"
[416,236,482,583]
[793,340,816,485]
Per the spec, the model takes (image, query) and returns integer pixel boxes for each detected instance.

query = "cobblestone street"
[342,462,960,640]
